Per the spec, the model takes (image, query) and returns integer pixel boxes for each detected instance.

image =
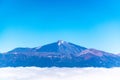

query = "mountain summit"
[57,40,65,46]
[35,40,87,56]
[0,40,120,68]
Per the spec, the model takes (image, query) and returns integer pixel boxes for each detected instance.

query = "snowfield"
[0,67,119,80]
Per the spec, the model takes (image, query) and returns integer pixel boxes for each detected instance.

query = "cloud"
[0,67,119,80]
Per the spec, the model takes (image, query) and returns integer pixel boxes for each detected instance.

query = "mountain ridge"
[0,40,120,68]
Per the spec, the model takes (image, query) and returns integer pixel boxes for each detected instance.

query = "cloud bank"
[0,67,119,80]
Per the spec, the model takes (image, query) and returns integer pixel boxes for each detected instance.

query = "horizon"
[0,0,120,53]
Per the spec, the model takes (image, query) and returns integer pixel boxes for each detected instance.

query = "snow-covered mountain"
[0,40,120,68]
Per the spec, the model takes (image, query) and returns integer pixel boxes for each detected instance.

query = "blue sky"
[0,0,120,53]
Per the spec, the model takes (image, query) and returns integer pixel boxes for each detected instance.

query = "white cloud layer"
[0,67,119,80]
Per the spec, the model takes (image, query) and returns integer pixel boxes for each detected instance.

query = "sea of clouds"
[0,67,119,80]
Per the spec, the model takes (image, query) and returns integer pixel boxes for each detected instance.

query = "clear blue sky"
[0,0,120,53]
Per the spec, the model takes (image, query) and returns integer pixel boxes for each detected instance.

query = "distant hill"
[0,40,120,68]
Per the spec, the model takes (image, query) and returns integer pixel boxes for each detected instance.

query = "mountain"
[78,48,120,67]
[0,40,120,68]
[35,40,87,56]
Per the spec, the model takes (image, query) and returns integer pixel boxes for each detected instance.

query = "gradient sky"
[0,0,120,53]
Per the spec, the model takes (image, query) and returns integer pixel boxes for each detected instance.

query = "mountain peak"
[33,40,87,56]
[57,40,66,46]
